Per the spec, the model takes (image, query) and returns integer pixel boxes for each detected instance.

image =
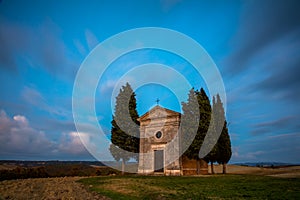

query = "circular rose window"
[155,131,162,139]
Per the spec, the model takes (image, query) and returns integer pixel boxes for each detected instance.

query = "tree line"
[0,163,120,181]
[181,88,232,174]
[110,83,231,174]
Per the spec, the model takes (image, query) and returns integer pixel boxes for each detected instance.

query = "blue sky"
[0,0,299,163]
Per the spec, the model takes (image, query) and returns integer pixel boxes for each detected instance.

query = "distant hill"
[0,160,105,167]
[233,162,300,167]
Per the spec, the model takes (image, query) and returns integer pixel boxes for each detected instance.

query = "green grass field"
[78,175,300,199]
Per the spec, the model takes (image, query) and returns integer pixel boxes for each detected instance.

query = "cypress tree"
[110,83,140,174]
[215,95,232,174]
[204,96,219,174]
[181,89,200,162]
[198,88,218,174]
[182,88,212,174]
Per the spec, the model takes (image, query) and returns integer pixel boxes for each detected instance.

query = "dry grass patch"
[95,178,176,198]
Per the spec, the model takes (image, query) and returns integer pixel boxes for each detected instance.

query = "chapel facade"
[137,105,208,175]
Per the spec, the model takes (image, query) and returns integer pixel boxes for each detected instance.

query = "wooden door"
[154,150,164,172]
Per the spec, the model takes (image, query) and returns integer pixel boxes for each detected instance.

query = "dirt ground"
[0,177,109,200]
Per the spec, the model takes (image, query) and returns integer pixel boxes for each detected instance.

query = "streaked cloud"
[226,0,300,74]
[21,86,70,117]
[85,29,99,51]
[0,18,79,79]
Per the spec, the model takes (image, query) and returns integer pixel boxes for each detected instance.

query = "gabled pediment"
[138,105,181,122]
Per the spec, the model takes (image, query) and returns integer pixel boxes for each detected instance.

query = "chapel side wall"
[181,156,197,175]
[181,156,209,175]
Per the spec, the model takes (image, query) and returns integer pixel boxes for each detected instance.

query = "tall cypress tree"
[182,88,212,174]
[204,96,219,174]
[181,89,200,161]
[215,95,232,174]
[196,88,213,173]
[110,83,139,174]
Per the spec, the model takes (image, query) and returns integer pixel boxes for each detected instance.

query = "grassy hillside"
[79,175,300,199]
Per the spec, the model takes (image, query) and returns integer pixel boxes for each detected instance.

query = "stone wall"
[181,156,208,175]
[138,106,208,175]
[138,106,181,174]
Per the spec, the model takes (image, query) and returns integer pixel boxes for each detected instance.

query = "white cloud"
[99,79,118,94]
[0,110,93,159]
[0,110,54,155]
[244,151,265,160]
[13,115,28,126]
[58,131,89,155]
[231,146,239,159]
[0,110,11,131]
[231,146,265,162]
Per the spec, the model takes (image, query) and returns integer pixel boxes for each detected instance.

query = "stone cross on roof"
[155,98,160,105]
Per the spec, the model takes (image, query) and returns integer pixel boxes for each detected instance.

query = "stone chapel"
[137,105,208,175]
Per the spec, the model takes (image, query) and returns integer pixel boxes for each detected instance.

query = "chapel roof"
[138,105,181,121]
